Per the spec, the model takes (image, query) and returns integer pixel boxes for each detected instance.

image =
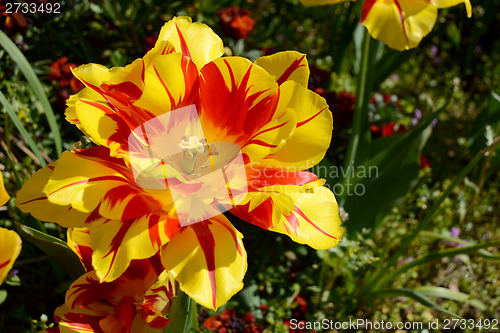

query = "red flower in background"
[370,122,432,169]
[203,308,261,333]
[144,32,158,52]
[217,6,256,40]
[0,0,27,33]
[49,57,84,109]
[370,121,406,138]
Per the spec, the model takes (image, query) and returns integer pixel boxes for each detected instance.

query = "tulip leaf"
[0,290,7,305]
[235,280,264,320]
[375,241,500,290]
[0,30,62,157]
[370,288,461,319]
[0,90,45,166]
[14,222,85,279]
[419,231,500,259]
[340,107,444,234]
[413,286,486,311]
[165,290,197,333]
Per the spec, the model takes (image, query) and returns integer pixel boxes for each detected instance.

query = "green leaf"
[0,290,7,305]
[164,290,197,333]
[14,222,85,279]
[235,281,264,320]
[370,288,461,318]
[0,30,62,157]
[341,120,434,233]
[0,90,46,166]
[420,231,500,259]
[414,286,486,311]
[469,92,500,154]
[375,241,500,290]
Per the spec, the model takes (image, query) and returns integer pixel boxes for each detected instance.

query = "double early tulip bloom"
[16,16,343,331]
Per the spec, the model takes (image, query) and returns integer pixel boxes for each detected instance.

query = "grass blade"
[374,241,500,290]
[414,286,486,311]
[369,288,461,318]
[0,30,62,157]
[0,90,46,166]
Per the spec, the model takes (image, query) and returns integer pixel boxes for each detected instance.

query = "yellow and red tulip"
[17,16,343,310]
[301,0,472,51]
[46,228,176,333]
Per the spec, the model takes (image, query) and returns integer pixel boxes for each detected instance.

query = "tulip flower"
[17,16,343,310]
[300,0,472,50]
[45,228,176,333]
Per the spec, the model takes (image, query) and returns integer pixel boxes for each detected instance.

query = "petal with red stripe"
[67,228,93,272]
[16,163,90,228]
[68,88,131,153]
[161,216,247,310]
[155,16,224,69]
[0,171,10,206]
[254,51,310,87]
[0,227,22,284]
[43,146,165,221]
[89,213,179,282]
[233,172,342,250]
[133,53,200,117]
[200,57,295,163]
[261,80,332,169]
[361,0,437,51]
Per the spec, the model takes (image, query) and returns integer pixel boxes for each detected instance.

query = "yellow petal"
[67,228,93,271]
[361,0,438,51]
[254,51,310,87]
[161,216,247,310]
[43,147,164,221]
[155,16,224,69]
[0,171,10,206]
[72,58,144,92]
[72,92,123,147]
[432,0,472,17]
[133,53,199,116]
[90,214,177,282]
[300,0,353,4]
[234,179,343,250]
[261,81,332,169]
[16,163,89,228]
[0,227,22,284]
[199,57,295,163]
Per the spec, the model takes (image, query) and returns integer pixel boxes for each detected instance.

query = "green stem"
[340,28,373,204]
[164,290,197,333]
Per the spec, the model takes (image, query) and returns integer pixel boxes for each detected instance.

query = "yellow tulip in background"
[300,0,472,50]
[0,171,22,285]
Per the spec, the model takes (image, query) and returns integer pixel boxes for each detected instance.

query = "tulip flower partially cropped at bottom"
[300,0,472,50]
[45,228,176,333]
[17,16,343,310]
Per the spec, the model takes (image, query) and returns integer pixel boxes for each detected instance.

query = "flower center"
[178,136,208,175]
[179,136,206,158]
